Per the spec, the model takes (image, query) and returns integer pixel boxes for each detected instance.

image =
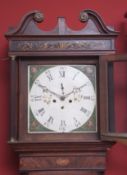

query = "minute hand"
[48,89,62,99]
[39,85,62,99]
[63,83,88,98]
[78,82,89,90]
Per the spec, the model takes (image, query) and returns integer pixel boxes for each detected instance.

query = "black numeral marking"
[80,107,90,117]
[82,95,96,101]
[72,71,80,80]
[91,96,96,101]
[59,120,66,132]
[45,70,53,81]
[30,95,42,102]
[36,108,45,117]
[59,67,65,78]
[80,107,87,113]
[73,117,81,127]
[82,96,91,100]
[44,116,54,127]
[34,80,43,88]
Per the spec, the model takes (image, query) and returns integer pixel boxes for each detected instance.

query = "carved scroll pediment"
[5,9,118,36]
[5,9,119,55]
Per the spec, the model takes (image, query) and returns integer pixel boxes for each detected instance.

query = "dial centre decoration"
[28,65,97,133]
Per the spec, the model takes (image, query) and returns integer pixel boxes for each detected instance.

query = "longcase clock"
[5,9,124,175]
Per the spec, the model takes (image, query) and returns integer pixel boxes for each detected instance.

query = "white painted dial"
[29,65,96,132]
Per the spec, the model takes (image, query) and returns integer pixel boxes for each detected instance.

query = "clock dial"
[28,65,97,133]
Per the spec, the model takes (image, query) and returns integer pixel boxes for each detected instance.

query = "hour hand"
[37,83,62,99]
[37,85,62,103]
[48,89,62,99]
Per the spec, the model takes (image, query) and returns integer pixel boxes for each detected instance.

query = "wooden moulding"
[5,9,119,56]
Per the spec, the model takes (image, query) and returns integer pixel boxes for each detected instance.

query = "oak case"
[5,9,120,175]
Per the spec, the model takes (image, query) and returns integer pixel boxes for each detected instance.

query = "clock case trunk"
[5,10,119,175]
